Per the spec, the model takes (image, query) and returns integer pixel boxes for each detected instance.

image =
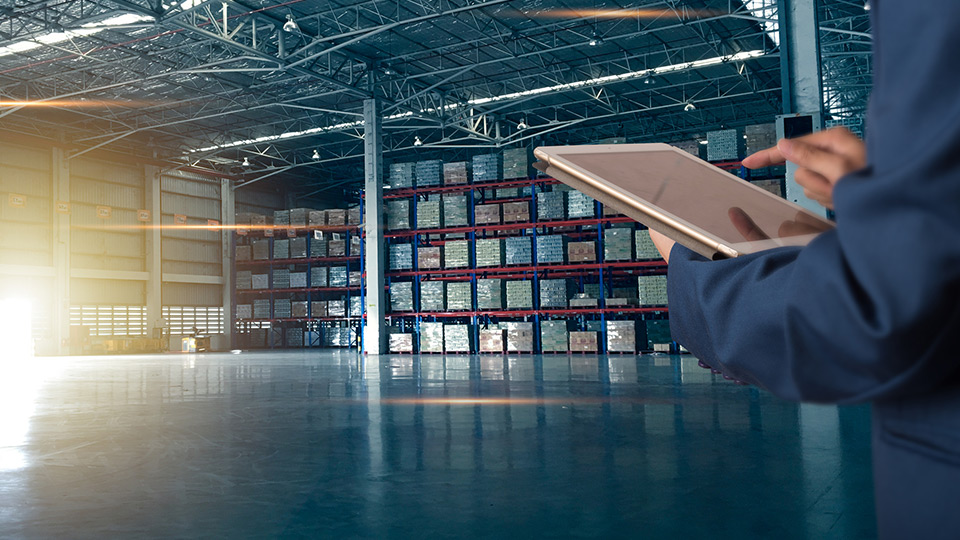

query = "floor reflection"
[0,351,876,539]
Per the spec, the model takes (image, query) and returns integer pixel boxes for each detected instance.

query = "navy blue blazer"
[666,1,960,537]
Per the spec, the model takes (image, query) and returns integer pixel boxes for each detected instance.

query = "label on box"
[56,201,70,214]
[286,227,297,238]
[137,209,151,222]
[237,228,248,236]
[96,205,112,219]
[207,219,219,230]
[174,214,187,225]
[8,193,26,207]
[264,228,274,237]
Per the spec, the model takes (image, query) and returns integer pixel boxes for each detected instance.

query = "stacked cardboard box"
[444,324,471,352]
[274,210,290,227]
[745,123,777,156]
[502,201,530,223]
[443,240,470,268]
[310,238,328,258]
[244,329,267,347]
[328,266,348,288]
[237,271,252,290]
[253,299,271,319]
[347,206,362,225]
[349,271,361,287]
[537,191,566,221]
[645,319,671,351]
[308,210,326,226]
[390,282,414,312]
[389,162,415,188]
[252,273,269,289]
[474,203,501,225]
[567,190,595,218]
[442,195,468,227]
[446,282,472,310]
[236,245,252,261]
[707,129,739,161]
[415,160,442,187]
[290,272,307,289]
[638,275,669,305]
[387,199,412,230]
[505,236,532,265]
[479,329,505,352]
[417,200,442,229]
[420,322,444,353]
[273,269,290,288]
[289,237,307,259]
[502,147,530,179]
[310,267,328,288]
[292,301,309,318]
[473,153,503,182]
[418,246,442,269]
[604,228,634,261]
[350,297,362,317]
[252,238,270,260]
[236,304,252,319]
[506,280,533,309]
[634,229,660,259]
[606,320,637,352]
[494,187,518,199]
[540,320,569,352]
[443,161,471,185]
[285,328,304,347]
[328,299,346,317]
[389,333,414,353]
[504,322,534,352]
[475,238,505,267]
[569,331,599,352]
[567,241,597,263]
[289,208,312,227]
[311,301,327,317]
[420,281,445,311]
[326,209,346,226]
[569,294,599,308]
[539,279,569,308]
[349,236,361,256]
[273,239,290,259]
[536,234,567,264]
[389,243,414,270]
[476,279,505,310]
[274,298,292,318]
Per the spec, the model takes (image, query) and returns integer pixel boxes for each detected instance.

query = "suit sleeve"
[665,0,960,403]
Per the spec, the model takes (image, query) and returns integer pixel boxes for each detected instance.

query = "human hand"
[741,127,866,210]
[648,229,675,264]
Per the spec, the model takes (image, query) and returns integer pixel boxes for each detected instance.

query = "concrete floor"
[0,350,876,539]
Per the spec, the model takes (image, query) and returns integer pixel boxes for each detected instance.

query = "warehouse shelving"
[233,219,364,350]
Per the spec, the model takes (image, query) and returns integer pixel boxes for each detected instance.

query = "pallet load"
[389,243,414,270]
[286,328,304,347]
[292,301,309,318]
[236,304,252,319]
[236,245,252,261]
[347,206,362,225]
[569,293,599,308]
[328,266,348,288]
[328,238,346,257]
[537,191,566,221]
[237,271,252,290]
[350,297,362,317]
[311,301,327,317]
[390,281,415,312]
[386,199,412,230]
[420,322,444,353]
[289,208,314,227]
[604,227,634,261]
[415,159,442,187]
[446,282,472,311]
[290,237,307,258]
[536,234,567,264]
[504,322,534,352]
[443,240,470,268]
[504,236,532,265]
[707,129,739,161]
[417,199,442,229]
[252,273,269,289]
[443,161,471,185]
[419,281,445,312]
[418,246,442,269]
[273,269,290,288]
[252,238,270,260]
[502,201,530,223]
[310,237,328,258]
[290,272,307,289]
[349,271,361,287]
[444,324,472,352]
[567,190,595,218]
[567,241,597,263]
[540,320,569,353]
[475,238,505,267]
[634,229,660,259]
[442,194,468,227]
[477,278,505,310]
[310,266,328,288]
[479,328,506,353]
[539,279,569,308]
[253,299,271,319]
[389,333,415,353]
[273,238,289,259]
[273,209,290,228]
[328,300,346,317]
[505,280,533,309]
[274,298,292,318]
[389,162,415,188]
[472,153,503,183]
[637,275,669,306]
[606,320,638,353]
[308,210,326,226]
[474,203,501,225]
[502,147,531,180]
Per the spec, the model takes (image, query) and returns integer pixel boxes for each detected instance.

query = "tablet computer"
[533,143,834,259]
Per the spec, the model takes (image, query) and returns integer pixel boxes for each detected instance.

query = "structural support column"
[778,0,826,214]
[221,178,235,347]
[144,165,163,340]
[52,147,71,355]
[363,98,387,354]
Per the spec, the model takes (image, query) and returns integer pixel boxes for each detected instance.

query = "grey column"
[779,0,826,214]
[144,165,162,339]
[52,147,71,355]
[363,98,387,354]
[221,178,235,347]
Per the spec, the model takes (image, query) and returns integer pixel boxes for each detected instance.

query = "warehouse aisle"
[0,351,875,539]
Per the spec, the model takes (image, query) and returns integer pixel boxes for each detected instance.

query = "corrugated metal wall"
[70,157,145,305]
[0,143,52,266]
[160,170,222,306]
[236,186,283,216]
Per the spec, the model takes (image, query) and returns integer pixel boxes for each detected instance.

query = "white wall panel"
[71,277,144,305]
[162,282,221,307]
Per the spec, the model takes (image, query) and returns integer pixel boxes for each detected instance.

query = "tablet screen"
[558,149,833,244]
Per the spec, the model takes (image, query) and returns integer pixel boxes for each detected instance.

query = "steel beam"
[362,98,387,355]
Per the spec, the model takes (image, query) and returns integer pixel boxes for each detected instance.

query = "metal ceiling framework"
[0,0,871,196]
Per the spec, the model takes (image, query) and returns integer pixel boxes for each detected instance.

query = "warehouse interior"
[0,0,876,537]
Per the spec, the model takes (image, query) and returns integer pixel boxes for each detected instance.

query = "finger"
[794,127,867,169]
[741,146,786,169]
[794,167,832,191]
[777,138,853,182]
[728,207,770,242]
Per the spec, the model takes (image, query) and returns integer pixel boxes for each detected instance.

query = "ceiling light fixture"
[517,119,528,130]
[241,157,251,167]
[413,136,423,147]
[588,34,603,46]
[863,0,871,11]
[684,102,696,112]
[311,149,320,160]
[283,14,298,33]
